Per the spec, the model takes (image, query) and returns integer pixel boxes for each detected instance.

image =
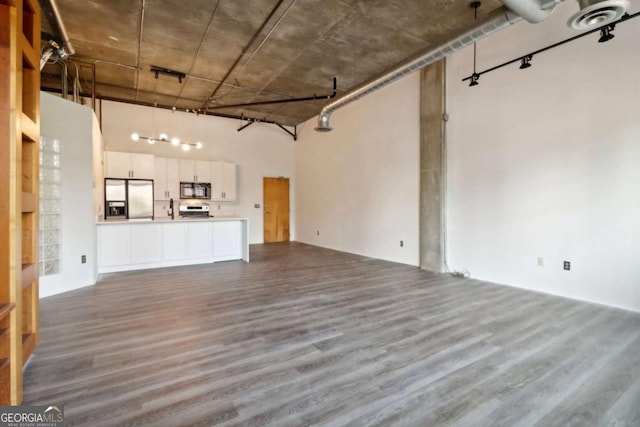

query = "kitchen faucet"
[168,198,175,220]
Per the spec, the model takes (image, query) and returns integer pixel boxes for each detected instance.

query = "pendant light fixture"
[130,104,203,150]
[469,2,481,87]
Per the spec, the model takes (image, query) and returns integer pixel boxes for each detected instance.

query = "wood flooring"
[24,242,640,426]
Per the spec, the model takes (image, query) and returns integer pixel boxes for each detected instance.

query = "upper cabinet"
[105,151,154,179]
[211,162,237,201]
[154,157,180,200]
[179,159,210,183]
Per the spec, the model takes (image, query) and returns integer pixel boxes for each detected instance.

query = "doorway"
[263,177,290,243]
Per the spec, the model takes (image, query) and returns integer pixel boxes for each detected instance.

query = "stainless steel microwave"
[180,182,211,199]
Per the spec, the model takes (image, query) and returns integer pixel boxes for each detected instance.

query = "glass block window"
[39,137,61,276]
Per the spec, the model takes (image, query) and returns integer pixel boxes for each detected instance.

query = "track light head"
[469,73,480,87]
[519,55,532,69]
[598,25,615,42]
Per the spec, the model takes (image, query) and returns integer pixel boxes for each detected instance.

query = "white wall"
[100,101,295,244]
[40,93,99,297]
[445,2,640,311]
[295,73,420,266]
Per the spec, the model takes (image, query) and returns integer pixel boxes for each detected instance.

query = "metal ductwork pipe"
[41,0,75,57]
[315,0,561,132]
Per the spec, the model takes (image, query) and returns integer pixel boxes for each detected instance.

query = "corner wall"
[40,93,98,298]
[295,74,420,266]
[445,2,640,311]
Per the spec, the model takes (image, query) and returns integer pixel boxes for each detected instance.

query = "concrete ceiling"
[40,0,503,127]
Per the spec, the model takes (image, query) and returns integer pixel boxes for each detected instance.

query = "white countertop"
[97,217,248,224]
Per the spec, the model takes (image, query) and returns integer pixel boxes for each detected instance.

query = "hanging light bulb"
[196,142,203,149]
[181,144,190,152]
[130,133,140,141]
[159,133,168,141]
[148,138,155,145]
[171,137,180,146]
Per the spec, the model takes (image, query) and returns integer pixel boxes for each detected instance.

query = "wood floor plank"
[23,242,640,427]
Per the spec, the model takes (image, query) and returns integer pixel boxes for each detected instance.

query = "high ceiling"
[40,0,503,127]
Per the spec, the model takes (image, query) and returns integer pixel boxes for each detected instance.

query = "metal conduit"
[315,6,522,131]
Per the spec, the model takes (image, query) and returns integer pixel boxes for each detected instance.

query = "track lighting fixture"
[598,25,615,42]
[462,10,639,86]
[519,55,532,69]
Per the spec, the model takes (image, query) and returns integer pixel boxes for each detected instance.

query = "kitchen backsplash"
[154,201,237,219]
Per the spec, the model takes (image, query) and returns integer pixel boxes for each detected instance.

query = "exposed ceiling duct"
[315,0,562,132]
[39,0,75,69]
[567,0,629,29]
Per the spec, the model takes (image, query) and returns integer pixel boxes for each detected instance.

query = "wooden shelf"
[21,333,35,364]
[2,0,41,405]
[20,112,38,142]
[0,304,15,323]
[20,34,37,69]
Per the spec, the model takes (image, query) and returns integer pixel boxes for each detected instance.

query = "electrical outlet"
[81,255,86,264]
[317,230,319,236]
[254,204,260,208]
[400,240,404,247]
[563,261,571,271]
[537,257,544,266]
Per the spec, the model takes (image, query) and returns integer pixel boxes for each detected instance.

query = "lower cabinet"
[162,223,188,261]
[99,224,132,267]
[99,223,161,267]
[213,221,241,261]
[98,220,246,273]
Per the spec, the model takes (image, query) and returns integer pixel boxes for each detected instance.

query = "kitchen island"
[96,217,249,273]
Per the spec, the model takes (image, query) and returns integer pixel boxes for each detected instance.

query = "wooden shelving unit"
[0,0,41,405]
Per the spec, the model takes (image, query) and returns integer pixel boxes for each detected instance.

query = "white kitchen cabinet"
[105,151,154,179]
[179,159,211,183]
[212,220,241,261]
[211,162,237,201]
[98,224,131,267]
[98,219,248,273]
[187,222,213,259]
[162,223,188,261]
[154,157,180,200]
[130,224,161,264]
[98,223,161,267]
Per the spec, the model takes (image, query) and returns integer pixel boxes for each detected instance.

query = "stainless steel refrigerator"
[127,179,154,219]
[105,178,154,220]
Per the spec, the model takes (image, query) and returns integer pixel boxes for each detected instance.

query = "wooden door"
[263,177,290,243]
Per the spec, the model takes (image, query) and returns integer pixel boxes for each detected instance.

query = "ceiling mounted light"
[567,0,629,30]
[131,106,203,150]
[598,24,615,42]
[468,2,481,88]
[519,55,533,69]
